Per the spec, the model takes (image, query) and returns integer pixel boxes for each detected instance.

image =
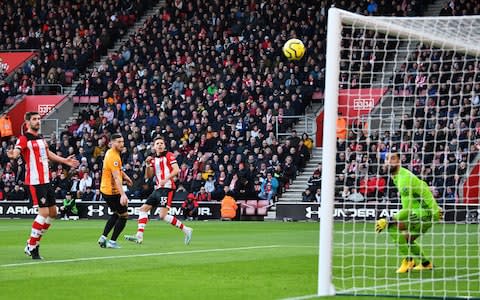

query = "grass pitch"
[0,220,478,300]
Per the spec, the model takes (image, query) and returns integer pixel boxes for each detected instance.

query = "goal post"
[318,7,341,297]
[319,7,480,298]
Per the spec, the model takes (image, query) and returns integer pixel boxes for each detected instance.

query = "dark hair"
[153,136,165,143]
[111,133,123,140]
[389,149,400,159]
[25,112,40,121]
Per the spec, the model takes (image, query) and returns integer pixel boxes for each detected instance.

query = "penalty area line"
[0,245,280,268]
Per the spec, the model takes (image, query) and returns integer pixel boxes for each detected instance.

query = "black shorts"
[102,193,128,214]
[145,188,175,208]
[28,184,56,208]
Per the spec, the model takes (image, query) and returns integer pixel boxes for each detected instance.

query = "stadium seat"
[256,200,269,216]
[245,200,257,216]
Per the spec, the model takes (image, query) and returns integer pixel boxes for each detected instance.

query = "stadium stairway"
[48,1,165,128]
[369,0,444,135]
[278,147,322,203]
[275,101,323,202]
[85,1,165,77]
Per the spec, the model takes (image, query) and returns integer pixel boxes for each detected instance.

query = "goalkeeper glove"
[438,208,444,220]
[375,218,388,233]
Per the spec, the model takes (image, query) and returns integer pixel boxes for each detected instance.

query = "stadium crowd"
[0,0,157,97]
[0,0,479,206]
[0,0,327,202]
[329,0,480,204]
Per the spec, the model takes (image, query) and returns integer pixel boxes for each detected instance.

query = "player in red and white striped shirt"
[125,136,193,245]
[7,112,79,259]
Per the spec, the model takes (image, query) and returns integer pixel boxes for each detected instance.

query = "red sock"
[38,217,52,242]
[164,215,184,230]
[28,215,45,249]
[137,211,149,237]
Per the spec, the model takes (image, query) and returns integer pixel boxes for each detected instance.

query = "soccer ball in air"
[282,38,306,61]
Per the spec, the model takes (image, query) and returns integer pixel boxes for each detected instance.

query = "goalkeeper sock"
[388,225,410,257]
[410,240,430,264]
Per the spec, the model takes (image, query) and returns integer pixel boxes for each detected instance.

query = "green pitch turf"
[0,220,478,300]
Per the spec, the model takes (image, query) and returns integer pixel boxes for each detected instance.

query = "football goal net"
[319,7,480,299]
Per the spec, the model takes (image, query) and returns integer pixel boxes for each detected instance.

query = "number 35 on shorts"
[160,197,168,206]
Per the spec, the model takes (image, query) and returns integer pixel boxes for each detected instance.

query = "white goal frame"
[319,7,480,297]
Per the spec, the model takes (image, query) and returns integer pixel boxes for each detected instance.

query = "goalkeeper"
[376,152,441,273]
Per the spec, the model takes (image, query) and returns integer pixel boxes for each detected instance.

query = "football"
[282,38,306,60]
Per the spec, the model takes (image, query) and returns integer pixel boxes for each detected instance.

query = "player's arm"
[121,170,133,186]
[144,156,154,179]
[112,169,129,206]
[47,149,80,168]
[8,136,25,159]
[112,169,126,197]
[7,147,21,159]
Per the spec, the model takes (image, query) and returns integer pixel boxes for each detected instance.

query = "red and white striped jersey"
[15,133,50,185]
[150,151,177,190]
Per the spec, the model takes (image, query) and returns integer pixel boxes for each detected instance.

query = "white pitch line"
[280,294,319,300]
[0,245,280,268]
[338,271,480,294]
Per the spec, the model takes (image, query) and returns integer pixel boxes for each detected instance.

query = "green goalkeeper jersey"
[393,167,440,222]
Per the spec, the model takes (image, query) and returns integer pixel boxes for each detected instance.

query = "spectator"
[314,188,321,202]
[70,173,81,197]
[307,172,322,192]
[8,184,26,200]
[81,186,95,202]
[190,173,204,194]
[128,172,144,198]
[182,193,199,221]
[302,188,314,202]
[347,188,365,202]
[258,173,279,205]
[196,187,212,202]
[92,189,103,202]
[79,172,93,195]
[204,175,215,194]
[302,133,314,152]
[3,185,12,200]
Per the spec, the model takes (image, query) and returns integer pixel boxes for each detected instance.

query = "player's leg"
[158,189,193,245]
[26,207,48,260]
[125,204,151,244]
[411,222,434,270]
[25,185,49,259]
[39,186,57,241]
[387,221,415,273]
[98,194,119,248]
[106,196,129,248]
[108,210,128,249]
[37,205,56,242]
[125,191,157,244]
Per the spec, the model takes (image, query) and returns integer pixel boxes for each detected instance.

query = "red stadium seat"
[256,200,269,216]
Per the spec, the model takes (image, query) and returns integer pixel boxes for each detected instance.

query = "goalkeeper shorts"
[405,221,432,236]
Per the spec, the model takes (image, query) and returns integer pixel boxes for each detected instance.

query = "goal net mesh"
[329,11,480,298]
